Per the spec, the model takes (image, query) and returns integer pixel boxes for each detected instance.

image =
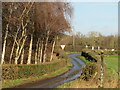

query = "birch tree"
[20,48,24,64]
[1,3,13,64]
[2,2,73,64]
[34,2,72,63]
[14,2,34,64]
[1,24,8,64]
[27,34,33,64]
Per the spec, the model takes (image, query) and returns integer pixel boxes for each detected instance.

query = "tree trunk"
[9,20,25,64]
[14,36,27,64]
[1,24,8,64]
[7,2,33,64]
[8,3,13,64]
[40,40,43,63]
[50,39,56,62]
[20,48,24,64]
[38,42,41,63]
[27,35,33,64]
[43,30,50,63]
[35,40,39,64]
[14,45,19,64]
[9,41,15,64]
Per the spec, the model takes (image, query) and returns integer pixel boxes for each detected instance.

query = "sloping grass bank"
[2,58,72,88]
[3,66,70,88]
[77,56,91,64]
[58,54,98,88]
[58,51,119,88]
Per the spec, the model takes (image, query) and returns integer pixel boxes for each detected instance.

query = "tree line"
[1,2,73,64]
[59,31,118,52]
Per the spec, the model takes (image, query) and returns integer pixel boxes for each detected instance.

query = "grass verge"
[66,52,81,54]
[57,54,119,88]
[57,79,73,88]
[77,56,91,64]
[57,55,90,88]
[3,66,70,88]
[104,55,118,79]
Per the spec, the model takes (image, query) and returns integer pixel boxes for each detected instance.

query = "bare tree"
[1,3,13,64]
[2,2,73,64]
[34,2,72,62]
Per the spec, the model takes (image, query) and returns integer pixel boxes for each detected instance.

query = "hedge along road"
[15,54,85,88]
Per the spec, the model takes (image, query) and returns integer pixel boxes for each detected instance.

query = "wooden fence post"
[100,51,104,88]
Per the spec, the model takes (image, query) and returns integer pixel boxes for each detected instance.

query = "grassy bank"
[57,53,119,88]
[3,65,71,88]
[57,77,99,88]
[66,52,81,54]
[3,54,72,88]
[77,56,91,64]
[57,56,95,88]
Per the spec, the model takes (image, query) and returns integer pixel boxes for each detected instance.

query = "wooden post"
[100,51,104,88]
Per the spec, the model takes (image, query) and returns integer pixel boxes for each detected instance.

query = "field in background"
[104,55,118,79]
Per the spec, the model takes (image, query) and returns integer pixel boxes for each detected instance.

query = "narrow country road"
[15,54,85,88]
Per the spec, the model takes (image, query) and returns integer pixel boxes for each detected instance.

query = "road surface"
[15,54,85,88]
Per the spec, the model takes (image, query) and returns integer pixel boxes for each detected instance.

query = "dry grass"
[58,76,118,88]
[58,61,118,88]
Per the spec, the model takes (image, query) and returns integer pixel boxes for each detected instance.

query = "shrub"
[80,63,97,81]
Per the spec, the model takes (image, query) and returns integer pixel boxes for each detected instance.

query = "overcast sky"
[71,2,118,36]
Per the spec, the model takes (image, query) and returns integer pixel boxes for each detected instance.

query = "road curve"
[15,54,85,88]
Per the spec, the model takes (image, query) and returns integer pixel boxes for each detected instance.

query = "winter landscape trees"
[59,31,118,52]
[1,2,73,64]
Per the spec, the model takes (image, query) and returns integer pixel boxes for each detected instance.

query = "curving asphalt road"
[15,53,85,88]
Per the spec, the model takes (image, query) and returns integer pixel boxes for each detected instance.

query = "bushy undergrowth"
[80,63,97,81]
[80,50,118,87]
[79,50,99,81]
[2,59,68,80]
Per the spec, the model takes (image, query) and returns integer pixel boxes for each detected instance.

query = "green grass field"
[104,55,118,79]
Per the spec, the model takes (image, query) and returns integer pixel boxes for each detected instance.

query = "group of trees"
[78,31,118,49]
[1,2,73,64]
[60,31,118,52]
